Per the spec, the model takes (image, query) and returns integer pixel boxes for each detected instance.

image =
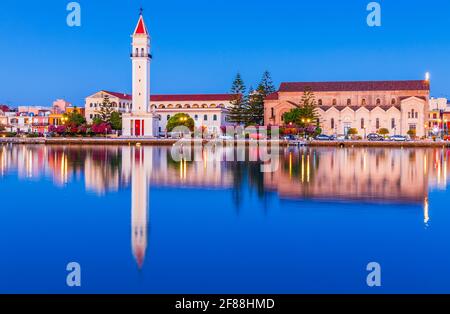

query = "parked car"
[218,134,234,140]
[390,135,408,142]
[367,133,384,141]
[282,134,297,141]
[315,134,332,141]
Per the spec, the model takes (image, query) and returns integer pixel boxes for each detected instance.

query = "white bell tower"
[131,10,151,114]
[122,10,159,138]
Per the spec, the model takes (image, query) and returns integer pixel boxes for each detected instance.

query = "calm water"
[1,143,450,294]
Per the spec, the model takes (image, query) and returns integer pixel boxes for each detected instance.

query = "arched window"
[167,115,171,121]
[204,114,208,121]
[176,104,182,108]
[376,118,380,129]
[213,114,218,121]
[332,99,337,106]
[391,98,396,105]
[361,118,365,129]
[331,118,335,129]
[135,48,138,56]
[194,115,198,121]
[318,99,323,106]
[141,48,145,56]
[376,98,381,105]
[361,98,366,106]
[347,99,351,105]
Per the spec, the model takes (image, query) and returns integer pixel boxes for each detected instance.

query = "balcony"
[130,52,152,59]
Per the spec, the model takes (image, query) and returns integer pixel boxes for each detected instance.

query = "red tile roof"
[265,92,279,100]
[101,91,236,102]
[279,80,430,92]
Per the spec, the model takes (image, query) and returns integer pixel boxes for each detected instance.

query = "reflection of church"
[122,146,152,268]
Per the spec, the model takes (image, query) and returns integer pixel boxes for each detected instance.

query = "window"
[90,114,93,119]
[376,118,380,129]
[271,108,275,118]
[194,115,198,120]
[141,48,145,56]
[391,98,396,105]
[167,115,170,121]
[318,99,323,106]
[332,99,337,106]
[433,113,437,119]
[415,112,418,119]
[361,118,365,129]
[408,112,411,119]
[391,118,396,129]
[376,98,381,105]
[361,99,367,106]
[347,99,351,105]
[409,124,417,131]
[213,114,217,121]
[331,118,335,129]
[204,115,208,121]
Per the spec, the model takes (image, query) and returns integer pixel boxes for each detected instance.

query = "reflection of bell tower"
[127,146,152,268]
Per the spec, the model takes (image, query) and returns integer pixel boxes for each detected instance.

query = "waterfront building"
[264,80,430,137]
[121,13,159,137]
[3,99,76,133]
[428,97,449,136]
[0,109,7,127]
[85,91,235,135]
[85,13,235,136]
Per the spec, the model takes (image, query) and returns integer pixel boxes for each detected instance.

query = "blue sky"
[0,0,449,107]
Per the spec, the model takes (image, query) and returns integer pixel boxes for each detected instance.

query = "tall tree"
[259,70,276,96]
[227,73,247,125]
[246,71,276,125]
[95,95,116,123]
[283,87,319,127]
[110,111,122,130]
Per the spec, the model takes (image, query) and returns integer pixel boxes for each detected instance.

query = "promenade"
[1,137,449,148]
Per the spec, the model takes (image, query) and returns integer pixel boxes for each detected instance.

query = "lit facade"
[264,80,430,137]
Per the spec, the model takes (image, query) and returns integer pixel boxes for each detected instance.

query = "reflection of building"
[265,80,430,137]
[264,148,431,203]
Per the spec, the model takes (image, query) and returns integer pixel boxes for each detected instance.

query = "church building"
[264,80,430,137]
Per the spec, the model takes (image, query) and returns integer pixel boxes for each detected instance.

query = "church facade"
[264,80,430,137]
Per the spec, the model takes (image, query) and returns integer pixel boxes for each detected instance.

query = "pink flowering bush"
[91,122,112,135]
